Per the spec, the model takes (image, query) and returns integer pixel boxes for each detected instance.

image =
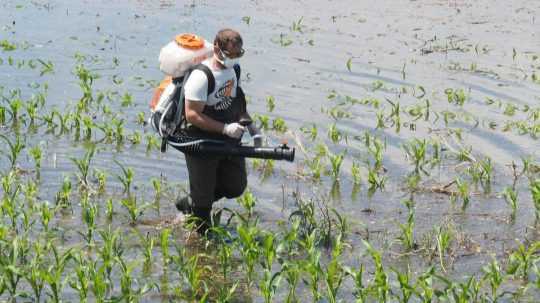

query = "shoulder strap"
[193,64,215,96]
[233,64,241,82]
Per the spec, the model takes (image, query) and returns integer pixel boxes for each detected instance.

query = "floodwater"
[1,0,539,301]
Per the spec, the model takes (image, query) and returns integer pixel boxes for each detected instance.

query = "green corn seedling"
[436,225,453,272]
[114,160,134,194]
[81,200,98,244]
[301,231,322,301]
[0,133,25,168]
[117,256,155,302]
[40,202,54,234]
[391,267,414,303]
[328,152,345,181]
[138,232,155,274]
[482,258,503,301]
[506,241,540,281]
[415,267,435,303]
[398,199,415,251]
[105,198,114,221]
[160,228,171,266]
[121,196,152,225]
[402,138,429,176]
[351,160,362,185]
[28,144,43,178]
[55,176,72,208]
[93,169,107,193]
[69,252,90,303]
[26,241,46,302]
[70,146,95,188]
[344,263,368,303]
[455,178,470,211]
[502,187,518,222]
[44,245,73,303]
[282,261,300,303]
[0,236,24,299]
[237,222,260,286]
[324,235,346,303]
[363,240,389,302]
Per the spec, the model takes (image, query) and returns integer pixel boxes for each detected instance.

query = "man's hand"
[222,122,246,139]
[248,124,263,147]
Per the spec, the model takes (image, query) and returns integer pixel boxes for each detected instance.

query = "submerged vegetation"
[1,1,540,302]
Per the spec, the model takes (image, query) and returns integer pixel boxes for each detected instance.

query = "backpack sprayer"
[149,34,295,162]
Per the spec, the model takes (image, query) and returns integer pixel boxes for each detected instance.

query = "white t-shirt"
[183,59,239,111]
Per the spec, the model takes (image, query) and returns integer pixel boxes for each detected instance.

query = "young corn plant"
[398,199,416,251]
[366,133,385,171]
[415,267,435,303]
[121,196,152,225]
[28,144,43,179]
[392,267,415,303]
[69,252,90,303]
[55,176,72,209]
[506,241,540,281]
[0,133,25,168]
[1,171,22,230]
[114,160,134,195]
[237,220,261,287]
[363,240,390,302]
[502,187,518,222]
[436,225,454,272]
[482,258,504,301]
[0,235,25,299]
[117,256,155,302]
[80,199,98,245]
[26,241,46,303]
[259,233,282,303]
[455,178,470,211]
[105,198,114,221]
[282,261,301,303]
[70,146,95,189]
[40,202,54,234]
[44,245,73,303]
[151,177,163,201]
[302,231,322,302]
[344,263,368,303]
[351,160,362,186]
[137,232,155,275]
[367,166,387,197]
[93,169,107,193]
[402,138,429,176]
[160,228,171,266]
[174,251,209,300]
[324,234,346,303]
[327,151,345,181]
[98,226,123,283]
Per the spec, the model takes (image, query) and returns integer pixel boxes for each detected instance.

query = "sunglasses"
[219,46,245,59]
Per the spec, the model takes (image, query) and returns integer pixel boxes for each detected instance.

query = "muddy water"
[1,0,539,301]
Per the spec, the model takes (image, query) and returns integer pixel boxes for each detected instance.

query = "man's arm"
[185,99,225,133]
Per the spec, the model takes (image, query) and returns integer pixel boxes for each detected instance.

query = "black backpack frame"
[151,63,241,152]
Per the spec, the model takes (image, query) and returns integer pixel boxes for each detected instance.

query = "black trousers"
[184,154,247,209]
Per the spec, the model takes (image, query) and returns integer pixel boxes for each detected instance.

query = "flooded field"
[1,0,539,302]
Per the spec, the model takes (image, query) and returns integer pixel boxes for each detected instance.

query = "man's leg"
[214,156,247,201]
[184,154,219,232]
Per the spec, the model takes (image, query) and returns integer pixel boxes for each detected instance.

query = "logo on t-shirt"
[213,79,234,111]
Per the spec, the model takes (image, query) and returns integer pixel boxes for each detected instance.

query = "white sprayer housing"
[158,34,213,78]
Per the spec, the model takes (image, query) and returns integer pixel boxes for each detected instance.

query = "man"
[176,29,261,234]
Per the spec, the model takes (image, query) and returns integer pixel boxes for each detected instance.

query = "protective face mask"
[216,49,240,68]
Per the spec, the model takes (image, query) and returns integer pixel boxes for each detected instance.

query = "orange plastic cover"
[175,34,205,50]
[150,77,172,109]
